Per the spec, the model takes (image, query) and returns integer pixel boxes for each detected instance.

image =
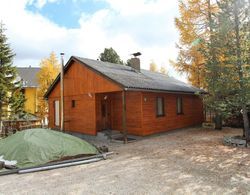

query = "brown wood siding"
[48,61,122,135]
[47,60,204,136]
[126,92,143,135]
[105,91,143,135]
[49,61,122,98]
[110,92,123,130]
[141,92,203,135]
[48,95,96,135]
[95,91,143,134]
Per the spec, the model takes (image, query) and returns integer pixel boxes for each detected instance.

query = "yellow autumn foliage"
[171,0,218,89]
[37,52,60,120]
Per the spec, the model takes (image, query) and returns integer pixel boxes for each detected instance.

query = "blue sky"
[0,0,184,81]
[26,0,108,28]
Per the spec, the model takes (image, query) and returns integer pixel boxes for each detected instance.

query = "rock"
[98,145,109,153]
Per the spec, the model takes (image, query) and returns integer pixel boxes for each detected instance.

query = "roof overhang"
[44,56,125,99]
[125,87,207,95]
[44,56,207,99]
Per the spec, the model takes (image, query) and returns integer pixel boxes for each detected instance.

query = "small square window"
[156,97,165,117]
[177,97,183,114]
[72,100,76,108]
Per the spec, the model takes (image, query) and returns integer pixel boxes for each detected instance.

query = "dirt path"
[0,127,250,195]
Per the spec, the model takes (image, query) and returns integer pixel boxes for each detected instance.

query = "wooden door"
[101,99,111,130]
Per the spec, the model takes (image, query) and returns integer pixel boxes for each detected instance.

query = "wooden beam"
[60,53,64,132]
[122,90,128,144]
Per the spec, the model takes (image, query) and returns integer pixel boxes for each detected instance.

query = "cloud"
[0,0,185,81]
[28,0,61,9]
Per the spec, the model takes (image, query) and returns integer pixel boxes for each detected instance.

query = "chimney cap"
[131,52,141,57]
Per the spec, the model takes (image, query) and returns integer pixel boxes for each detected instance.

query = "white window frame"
[54,100,60,126]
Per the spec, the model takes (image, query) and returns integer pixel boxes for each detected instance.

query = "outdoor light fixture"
[104,95,108,100]
[144,97,147,102]
[88,93,92,98]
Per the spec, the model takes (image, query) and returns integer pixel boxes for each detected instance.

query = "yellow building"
[17,67,40,115]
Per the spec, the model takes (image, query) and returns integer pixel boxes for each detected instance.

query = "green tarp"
[0,128,99,168]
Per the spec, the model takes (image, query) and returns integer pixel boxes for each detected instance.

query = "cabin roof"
[45,56,204,98]
[16,67,40,88]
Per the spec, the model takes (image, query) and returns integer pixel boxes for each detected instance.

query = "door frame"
[101,98,111,130]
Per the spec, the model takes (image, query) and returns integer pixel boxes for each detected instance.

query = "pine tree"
[215,0,250,139]
[202,0,249,135]
[0,22,25,127]
[9,87,26,120]
[99,47,124,64]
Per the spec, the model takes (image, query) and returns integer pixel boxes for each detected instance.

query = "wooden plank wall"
[95,91,142,134]
[141,92,203,135]
[126,92,143,135]
[48,61,122,135]
[107,91,203,136]
[47,60,204,136]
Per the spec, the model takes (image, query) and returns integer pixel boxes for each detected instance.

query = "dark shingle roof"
[16,67,40,88]
[74,57,203,94]
[45,56,204,98]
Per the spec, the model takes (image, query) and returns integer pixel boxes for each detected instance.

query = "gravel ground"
[0,127,250,195]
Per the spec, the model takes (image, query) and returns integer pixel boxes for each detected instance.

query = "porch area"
[95,91,129,142]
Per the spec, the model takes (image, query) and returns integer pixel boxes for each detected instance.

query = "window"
[177,97,183,114]
[54,100,60,126]
[72,100,76,108]
[156,97,165,117]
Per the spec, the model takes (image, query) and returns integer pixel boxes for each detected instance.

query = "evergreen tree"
[203,0,249,135]
[9,87,26,120]
[99,47,124,64]
[0,22,25,127]
[216,0,250,139]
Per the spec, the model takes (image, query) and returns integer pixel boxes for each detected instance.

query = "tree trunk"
[0,102,2,133]
[207,0,222,129]
[242,106,250,142]
[233,1,250,141]
[214,113,222,130]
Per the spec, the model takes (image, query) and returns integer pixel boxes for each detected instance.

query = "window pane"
[156,97,164,116]
[72,100,75,108]
[177,97,183,114]
[54,100,60,126]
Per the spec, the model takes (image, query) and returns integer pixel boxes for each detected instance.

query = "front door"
[101,99,111,130]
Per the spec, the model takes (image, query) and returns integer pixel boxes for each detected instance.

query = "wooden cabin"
[45,56,204,136]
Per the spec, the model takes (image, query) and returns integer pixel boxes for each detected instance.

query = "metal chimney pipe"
[60,53,64,132]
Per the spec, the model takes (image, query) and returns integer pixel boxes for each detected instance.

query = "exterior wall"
[105,91,143,134]
[47,60,204,136]
[106,91,203,136]
[24,87,37,114]
[48,61,122,135]
[141,92,204,136]
[126,91,143,135]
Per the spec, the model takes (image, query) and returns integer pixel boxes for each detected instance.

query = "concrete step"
[98,130,123,140]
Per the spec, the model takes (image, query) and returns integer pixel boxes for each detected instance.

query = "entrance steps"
[97,129,123,141]
[68,130,139,143]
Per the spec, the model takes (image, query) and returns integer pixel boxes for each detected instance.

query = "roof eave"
[125,87,205,95]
